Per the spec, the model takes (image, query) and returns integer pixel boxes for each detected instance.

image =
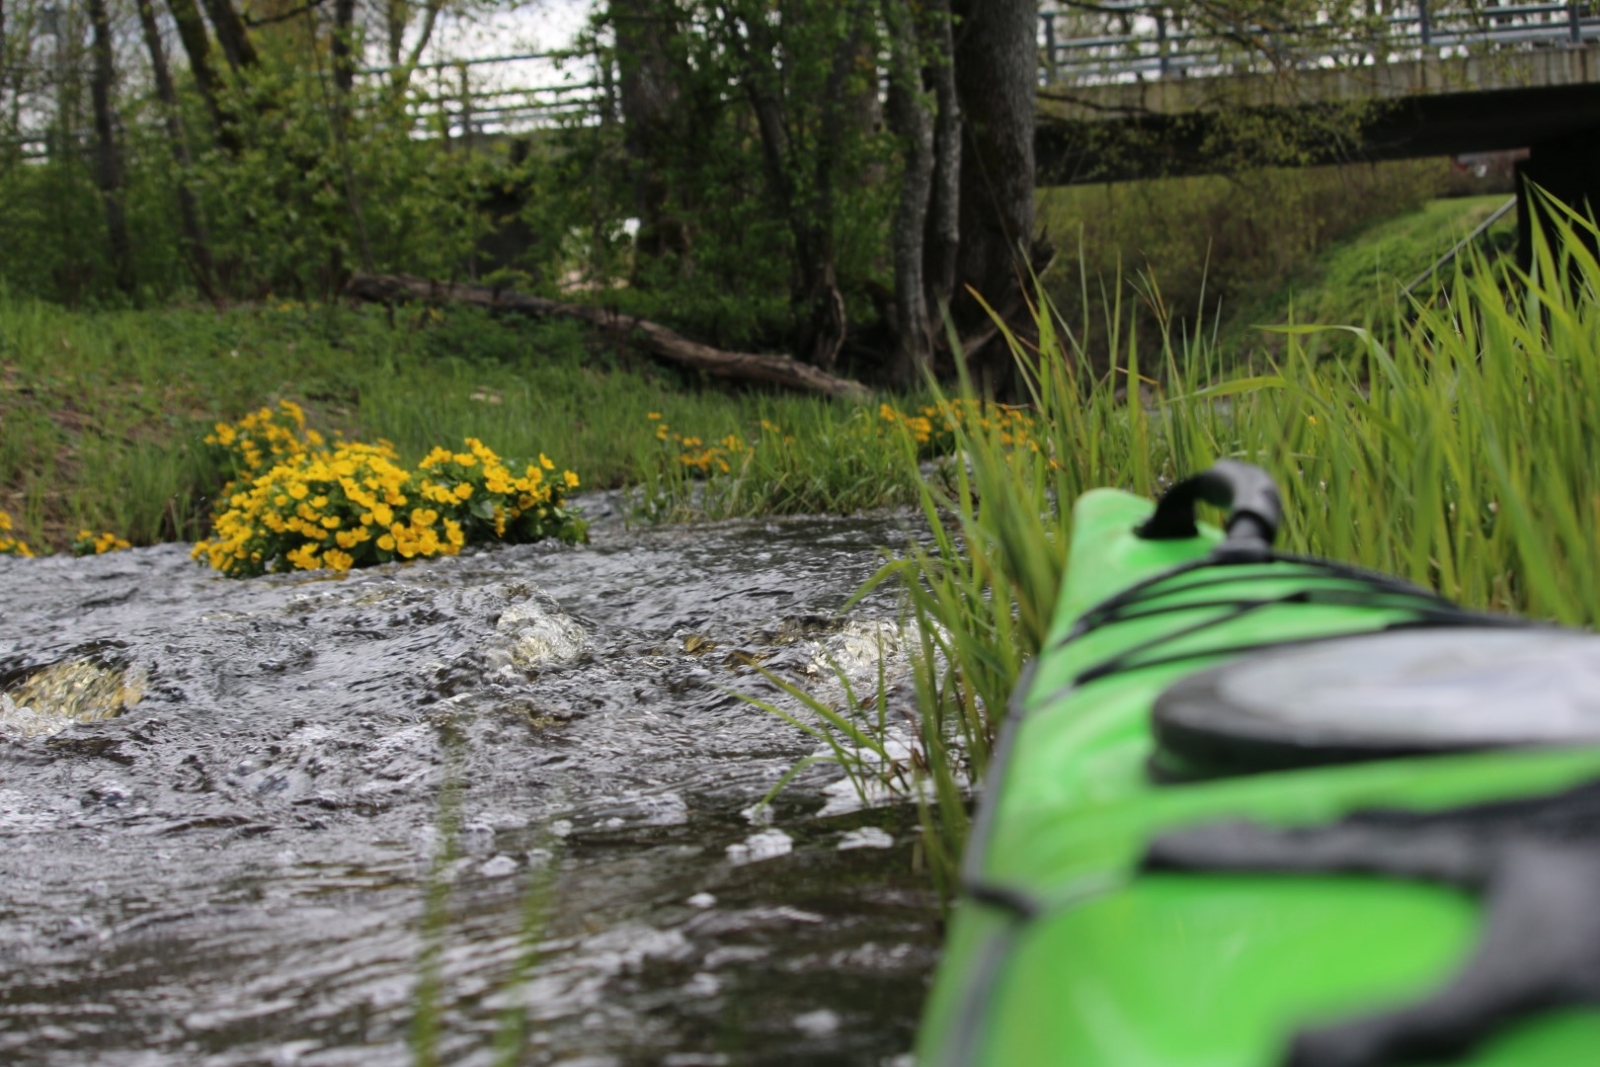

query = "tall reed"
[881,198,1600,893]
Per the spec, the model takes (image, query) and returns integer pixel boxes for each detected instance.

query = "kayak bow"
[917,462,1600,1067]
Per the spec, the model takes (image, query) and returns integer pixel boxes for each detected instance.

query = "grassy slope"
[1215,193,1518,357]
[0,298,893,553]
[0,195,1520,555]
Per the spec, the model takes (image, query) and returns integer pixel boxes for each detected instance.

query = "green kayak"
[917,461,1600,1067]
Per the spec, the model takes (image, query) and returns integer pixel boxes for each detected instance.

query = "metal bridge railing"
[1040,1,1600,84]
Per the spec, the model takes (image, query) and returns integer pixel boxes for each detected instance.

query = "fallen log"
[345,273,872,401]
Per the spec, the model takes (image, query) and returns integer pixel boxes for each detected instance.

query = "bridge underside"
[1036,79,1600,184]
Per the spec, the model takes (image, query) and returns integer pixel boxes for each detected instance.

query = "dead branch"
[345,274,872,401]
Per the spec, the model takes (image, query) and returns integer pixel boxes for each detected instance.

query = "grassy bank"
[0,297,924,553]
[1215,192,1518,358]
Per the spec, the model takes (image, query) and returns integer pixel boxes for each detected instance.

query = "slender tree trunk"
[388,0,443,95]
[881,0,935,385]
[790,7,866,373]
[950,0,1037,396]
[165,0,236,150]
[333,0,356,94]
[200,0,257,72]
[136,0,218,299]
[728,3,844,369]
[925,0,961,310]
[387,0,406,66]
[614,0,690,274]
[87,0,136,298]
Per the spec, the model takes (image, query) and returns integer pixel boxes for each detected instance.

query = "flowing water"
[0,497,940,1066]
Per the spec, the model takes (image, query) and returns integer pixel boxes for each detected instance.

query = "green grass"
[0,296,888,552]
[1216,193,1519,358]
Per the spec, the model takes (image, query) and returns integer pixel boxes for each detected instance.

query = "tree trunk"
[728,0,863,371]
[165,0,236,150]
[925,0,961,309]
[136,0,218,299]
[950,0,1037,396]
[87,0,136,298]
[388,0,444,95]
[200,0,257,72]
[881,0,935,386]
[613,0,690,273]
[387,0,406,66]
[333,0,356,95]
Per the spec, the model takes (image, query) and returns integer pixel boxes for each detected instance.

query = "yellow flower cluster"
[205,400,325,481]
[73,529,132,556]
[194,406,585,579]
[0,510,34,558]
[878,397,1039,455]
[416,437,583,543]
[647,412,755,474]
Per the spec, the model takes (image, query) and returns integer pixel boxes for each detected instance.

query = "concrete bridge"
[1036,2,1600,251]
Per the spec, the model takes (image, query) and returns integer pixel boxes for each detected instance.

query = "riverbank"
[0,298,928,553]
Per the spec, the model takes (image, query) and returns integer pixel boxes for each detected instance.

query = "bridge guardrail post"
[1157,9,1170,78]
[1419,0,1432,47]
[1569,3,1582,44]
[1043,12,1058,84]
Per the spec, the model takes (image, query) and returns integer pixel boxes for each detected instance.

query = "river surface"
[0,498,940,1066]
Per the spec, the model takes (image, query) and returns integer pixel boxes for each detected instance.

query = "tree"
[612,0,690,271]
[714,0,879,371]
[135,0,218,297]
[165,0,235,150]
[86,0,135,297]
[949,0,1038,396]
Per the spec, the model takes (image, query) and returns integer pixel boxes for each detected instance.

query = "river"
[0,498,938,1066]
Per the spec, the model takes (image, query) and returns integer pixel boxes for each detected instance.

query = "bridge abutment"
[1516,127,1600,272]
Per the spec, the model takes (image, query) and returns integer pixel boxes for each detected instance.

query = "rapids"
[0,497,938,1066]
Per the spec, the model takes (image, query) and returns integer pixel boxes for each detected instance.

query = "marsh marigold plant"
[0,511,33,558]
[73,530,132,556]
[194,402,585,578]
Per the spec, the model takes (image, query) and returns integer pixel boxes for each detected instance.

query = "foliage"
[192,401,584,577]
[544,0,899,355]
[0,3,529,305]
[634,396,1043,522]
[0,511,34,558]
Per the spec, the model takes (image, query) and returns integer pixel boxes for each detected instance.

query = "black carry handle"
[1134,460,1282,558]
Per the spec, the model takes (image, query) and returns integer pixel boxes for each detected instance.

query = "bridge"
[1036,2,1600,253]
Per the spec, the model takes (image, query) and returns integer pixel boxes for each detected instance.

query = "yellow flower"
[287,544,321,570]
[539,453,555,471]
[323,549,354,572]
[563,470,580,489]
[454,482,473,501]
